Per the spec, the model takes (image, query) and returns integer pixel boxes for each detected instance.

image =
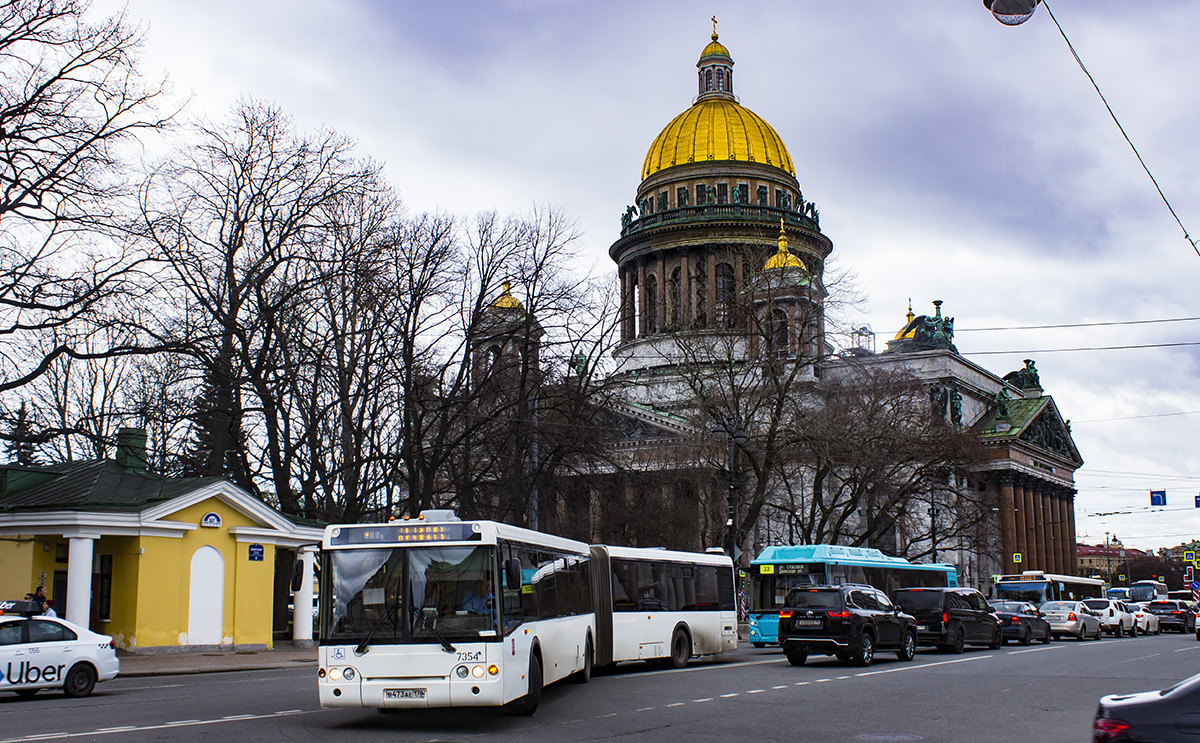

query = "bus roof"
[595,544,734,567]
[321,515,590,554]
[750,544,953,571]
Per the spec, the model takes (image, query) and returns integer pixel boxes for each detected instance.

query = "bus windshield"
[995,580,1049,606]
[324,545,498,644]
[1128,585,1160,603]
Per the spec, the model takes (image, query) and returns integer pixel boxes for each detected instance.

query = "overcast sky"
[94,0,1200,554]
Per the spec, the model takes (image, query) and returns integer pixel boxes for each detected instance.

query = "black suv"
[777,584,917,667]
[1145,600,1197,633]
[891,587,1002,652]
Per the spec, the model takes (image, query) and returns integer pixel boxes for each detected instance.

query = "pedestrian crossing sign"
[1013,552,1022,563]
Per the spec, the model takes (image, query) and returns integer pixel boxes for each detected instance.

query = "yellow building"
[0,429,322,652]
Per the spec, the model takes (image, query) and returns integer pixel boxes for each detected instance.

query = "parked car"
[1131,606,1160,635]
[892,587,1001,652]
[777,584,917,668]
[0,599,119,698]
[1040,600,1103,640]
[987,600,1052,645]
[1145,600,1197,633]
[1082,599,1137,637]
[1093,670,1200,742]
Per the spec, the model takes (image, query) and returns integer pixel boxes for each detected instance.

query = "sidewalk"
[117,645,317,677]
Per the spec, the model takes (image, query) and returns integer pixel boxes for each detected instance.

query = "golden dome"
[894,299,917,340]
[641,98,795,180]
[765,218,805,270]
[491,281,523,310]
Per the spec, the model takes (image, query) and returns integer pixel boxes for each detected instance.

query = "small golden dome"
[894,299,917,340]
[699,33,731,63]
[491,281,523,310]
[764,218,805,270]
[642,98,795,180]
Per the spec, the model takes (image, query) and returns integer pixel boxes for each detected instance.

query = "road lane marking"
[693,698,714,703]
[855,655,987,678]
[1009,647,1057,655]
[720,693,740,698]
[1175,646,1200,652]
[794,681,809,686]
[771,685,788,689]
[0,709,320,743]
[667,702,685,707]
[836,675,853,679]
[1118,653,1161,664]
[632,657,785,678]
[747,689,766,693]
[600,712,619,718]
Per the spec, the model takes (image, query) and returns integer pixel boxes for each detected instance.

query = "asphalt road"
[1,632,1197,743]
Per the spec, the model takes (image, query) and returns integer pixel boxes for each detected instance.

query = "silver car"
[1040,600,1103,641]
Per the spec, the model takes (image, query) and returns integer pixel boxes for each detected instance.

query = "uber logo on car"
[3,661,66,685]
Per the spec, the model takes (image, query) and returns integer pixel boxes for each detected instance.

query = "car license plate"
[916,624,928,631]
[384,688,426,700]
[794,619,821,627]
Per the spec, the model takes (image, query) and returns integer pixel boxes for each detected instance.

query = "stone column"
[637,260,648,337]
[998,472,1017,574]
[1035,482,1050,573]
[1056,491,1070,575]
[1021,476,1039,571]
[292,547,317,648]
[1041,486,1056,573]
[66,535,96,628]
[706,250,717,327]
[1012,475,1027,569]
[679,249,692,327]
[619,267,631,342]
[655,253,666,331]
[734,251,745,326]
[1066,490,1079,575]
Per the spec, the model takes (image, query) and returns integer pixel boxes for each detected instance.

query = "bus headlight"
[329,667,342,681]
[471,665,485,679]
[456,665,470,678]
[342,667,356,681]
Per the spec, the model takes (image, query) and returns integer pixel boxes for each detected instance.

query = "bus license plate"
[385,688,426,700]
[794,619,821,626]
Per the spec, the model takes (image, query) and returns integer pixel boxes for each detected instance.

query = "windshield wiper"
[411,606,456,653]
[354,602,398,656]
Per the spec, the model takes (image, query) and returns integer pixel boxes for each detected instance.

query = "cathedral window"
[737,183,749,204]
[775,189,783,208]
[716,68,724,91]
[705,69,713,91]
[696,184,706,205]
[677,186,689,207]
[717,183,728,204]
[767,307,789,355]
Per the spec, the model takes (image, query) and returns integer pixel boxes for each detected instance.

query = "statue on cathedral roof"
[1003,358,1042,390]
[884,300,957,354]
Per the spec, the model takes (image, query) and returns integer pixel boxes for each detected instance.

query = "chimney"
[115,427,149,474]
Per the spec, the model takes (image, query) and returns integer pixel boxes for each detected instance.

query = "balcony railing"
[619,204,819,238]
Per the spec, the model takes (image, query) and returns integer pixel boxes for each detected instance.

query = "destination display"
[329,522,482,545]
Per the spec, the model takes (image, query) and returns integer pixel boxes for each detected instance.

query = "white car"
[1083,599,1137,637]
[1131,606,1161,635]
[0,600,119,698]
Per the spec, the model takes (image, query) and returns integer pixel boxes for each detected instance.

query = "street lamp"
[713,417,746,560]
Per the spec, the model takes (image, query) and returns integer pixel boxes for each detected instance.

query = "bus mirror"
[505,558,521,590]
[290,559,304,592]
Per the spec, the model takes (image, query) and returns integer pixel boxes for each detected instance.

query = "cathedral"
[481,27,1083,589]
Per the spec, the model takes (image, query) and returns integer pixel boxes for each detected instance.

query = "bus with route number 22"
[317,510,736,715]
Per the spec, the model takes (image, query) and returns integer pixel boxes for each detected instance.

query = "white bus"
[590,545,738,670]
[1128,579,1168,605]
[993,571,1106,606]
[317,510,593,715]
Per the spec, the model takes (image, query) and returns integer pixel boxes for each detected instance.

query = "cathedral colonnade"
[993,470,1076,577]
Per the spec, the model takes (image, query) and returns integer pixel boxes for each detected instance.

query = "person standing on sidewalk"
[43,599,57,617]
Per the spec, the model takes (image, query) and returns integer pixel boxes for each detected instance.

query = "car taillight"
[1068,612,1078,621]
[1173,610,1184,616]
[780,611,793,618]
[942,611,949,624]
[1093,718,1131,742]
[827,610,851,619]
[1010,616,1020,625]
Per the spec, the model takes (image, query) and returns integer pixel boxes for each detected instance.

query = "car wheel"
[573,636,593,683]
[668,628,690,669]
[896,631,916,662]
[989,627,1002,650]
[1076,626,1085,641]
[853,633,875,667]
[834,650,851,662]
[950,629,965,654]
[1093,625,1103,641]
[1040,627,1051,644]
[504,654,542,716]
[1114,623,1123,638]
[63,664,97,698]
[785,647,808,666]
[1020,627,1032,646]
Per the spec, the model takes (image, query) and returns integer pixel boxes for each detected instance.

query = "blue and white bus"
[747,545,959,646]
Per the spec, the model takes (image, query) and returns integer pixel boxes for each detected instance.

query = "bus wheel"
[504,655,542,716]
[669,628,690,669]
[573,637,593,684]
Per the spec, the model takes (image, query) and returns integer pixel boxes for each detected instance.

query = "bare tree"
[0,0,171,392]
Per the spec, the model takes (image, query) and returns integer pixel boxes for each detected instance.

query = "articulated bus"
[747,545,958,646]
[993,571,1105,606]
[317,511,739,715]
[317,511,593,715]
[590,545,737,669]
